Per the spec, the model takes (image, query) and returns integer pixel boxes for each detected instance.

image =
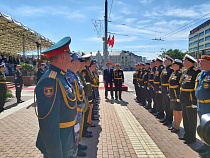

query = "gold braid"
[74,79,85,102]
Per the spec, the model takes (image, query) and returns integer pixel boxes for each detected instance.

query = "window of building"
[199,32,204,37]
[194,47,198,51]
[205,43,210,48]
[194,41,198,45]
[199,38,204,43]
[205,36,210,41]
[205,28,210,34]
[199,45,204,49]
[189,43,193,47]
[189,48,193,52]
[189,37,193,41]
[194,35,198,39]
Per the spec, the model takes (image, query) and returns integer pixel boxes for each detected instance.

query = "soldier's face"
[80,62,86,70]
[172,64,179,71]
[85,59,91,66]
[151,62,155,68]
[200,59,210,70]
[145,65,150,69]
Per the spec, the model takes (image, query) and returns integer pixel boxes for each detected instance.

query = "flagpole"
[103,0,108,70]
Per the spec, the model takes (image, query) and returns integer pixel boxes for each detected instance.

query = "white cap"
[115,63,121,66]
[173,59,182,65]
[82,54,91,59]
[184,54,197,63]
[156,57,163,62]
[165,55,173,61]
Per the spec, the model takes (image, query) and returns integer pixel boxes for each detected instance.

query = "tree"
[159,49,187,60]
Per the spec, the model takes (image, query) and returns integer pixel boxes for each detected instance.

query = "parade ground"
[0,73,204,158]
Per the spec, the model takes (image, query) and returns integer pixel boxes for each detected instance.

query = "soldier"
[179,54,201,144]
[160,55,174,125]
[113,63,124,100]
[136,63,141,103]
[66,53,87,157]
[0,64,7,112]
[133,64,138,101]
[14,64,24,103]
[148,60,157,113]
[154,57,165,119]
[195,55,210,154]
[35,37,77,157]
[36,63,46,83]
[168,59,183,133]
[139,63,146,106]
[143,63,151,108]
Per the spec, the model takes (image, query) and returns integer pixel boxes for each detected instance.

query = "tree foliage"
[159,49,187,60]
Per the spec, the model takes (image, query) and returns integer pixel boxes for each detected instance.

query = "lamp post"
[35,35,41,65]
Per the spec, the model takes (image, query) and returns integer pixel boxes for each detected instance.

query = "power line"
[109,0,114,19]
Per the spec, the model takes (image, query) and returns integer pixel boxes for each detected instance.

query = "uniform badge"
[203,83,209,89]
[43,87,54,97]
[119,72,122,75]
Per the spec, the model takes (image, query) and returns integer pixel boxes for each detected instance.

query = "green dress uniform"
[133,70,138,99]
[161,65,173,124]
[148,66,157,113]
[0,68,7,112]
[180,64,200,143]
[136,69,141,102]
[154,64,165,118]
[139,67,146,105]
[113,69,124,100]
[14,68,23,103]
[35,37,77,158]
[169,70,182,111]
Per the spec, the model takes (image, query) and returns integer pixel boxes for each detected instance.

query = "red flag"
[107,35,111,46]
[110,35,115,48]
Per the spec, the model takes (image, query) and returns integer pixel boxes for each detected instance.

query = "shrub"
[6,89,14,102]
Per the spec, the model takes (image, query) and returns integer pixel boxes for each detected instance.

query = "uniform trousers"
[155,92,164,116]
[150,89,156,112]
[0,88,6,110]
[114,80,122,99]
[105,82,113,98]
[162,94,173,122]
[15,84,22,101]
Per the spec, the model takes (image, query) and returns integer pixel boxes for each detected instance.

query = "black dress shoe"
[82,133,93,138]
[92,117,99,120]
[168,127,174,130]
[115,98,118,100]
[179,137,186,140]
[20,100,24,102]
[156,115,164,119]
[196,144,210,153]
[87,130,92,134]
[145,106,151,109]
[78,144,88,150]
[111,97,114,99]
[17,101,22,103]
[119,98,122,100]
[171,128,180,133]
[77,150,87,157]
[105,96,107,99]
[160,118,166,123]
[184,139,196,144]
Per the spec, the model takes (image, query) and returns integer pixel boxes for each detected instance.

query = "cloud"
[116,36,138,42]
[139,0,153,4]
[82,37,102,43]
[124,45,155,49]
[125,18,137,24]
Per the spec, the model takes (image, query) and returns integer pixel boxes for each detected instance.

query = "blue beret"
[71,53,79,61]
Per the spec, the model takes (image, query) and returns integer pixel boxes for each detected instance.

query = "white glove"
[192,105,197,108]
[177,99,180,102]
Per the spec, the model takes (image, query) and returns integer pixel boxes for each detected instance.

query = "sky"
[0,0,210,59]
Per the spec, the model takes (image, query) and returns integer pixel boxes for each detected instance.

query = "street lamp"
[35,35,41,63]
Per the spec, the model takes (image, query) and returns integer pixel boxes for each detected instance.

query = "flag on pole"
[107,35,111,46]
[110,35,115,48]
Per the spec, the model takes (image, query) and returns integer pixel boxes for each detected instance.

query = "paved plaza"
[0,80,204,158]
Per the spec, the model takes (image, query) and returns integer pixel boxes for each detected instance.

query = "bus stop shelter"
[0,11,54,57]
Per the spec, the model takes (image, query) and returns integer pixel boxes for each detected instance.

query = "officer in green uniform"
[179,54,201,144]
[195,55,210,154]
[136,63,141,103]
[160,55,173,125]
[148,60,157,113]
[143,63,151,109]
[66,53,87,157]
[14,65,24,103]
[154,57,165,119]
[133,64,138,101]
[35,37,77,158]
[139,63,146,106]
[113,63,124,100]
[0,64,7,112]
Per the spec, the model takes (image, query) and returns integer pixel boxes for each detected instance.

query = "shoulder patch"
[48,71,57,79]
[43,86,54,97]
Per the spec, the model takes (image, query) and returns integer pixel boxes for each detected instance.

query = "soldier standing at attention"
[195,55,210,154]
[149,60,157,113]
[0,64,7,112]
[66,53,87,157]
[136,63,141,103]
[139,63,146,106]
[154,57,165,119]
[14,64,24,103]
[160,55,174,125]
[133,64,138,101]
[168,59,183,133]
[143,63,151,108]
[179,54,200,144]
[113,63,124,100]
[35,37,77,158]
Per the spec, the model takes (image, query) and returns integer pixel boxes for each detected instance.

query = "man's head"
[0,64,5,72]
[200,55,210,72]
[89,60,97,71]
[16,65,21,71]
[106,63,110,69]
[183,54,196,69]
[151,59,155,68]
[40,63,45,69]
[78,57,86,71]
[172,59,182,71]
[82,54,91,67]
[42,37,72,71]
[155,57,163,67]
[115,63,120,70]
[69,53,81,73]
[145,63,150,70]
[164,55,173,66]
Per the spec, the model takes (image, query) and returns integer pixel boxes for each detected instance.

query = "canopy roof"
[0,11,54,55]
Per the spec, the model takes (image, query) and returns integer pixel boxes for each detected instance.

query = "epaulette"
[48,70,57,79]
[120,69,123,70]
[193,67,199,71]
[178,70,182,73]
[160,65,164,69]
